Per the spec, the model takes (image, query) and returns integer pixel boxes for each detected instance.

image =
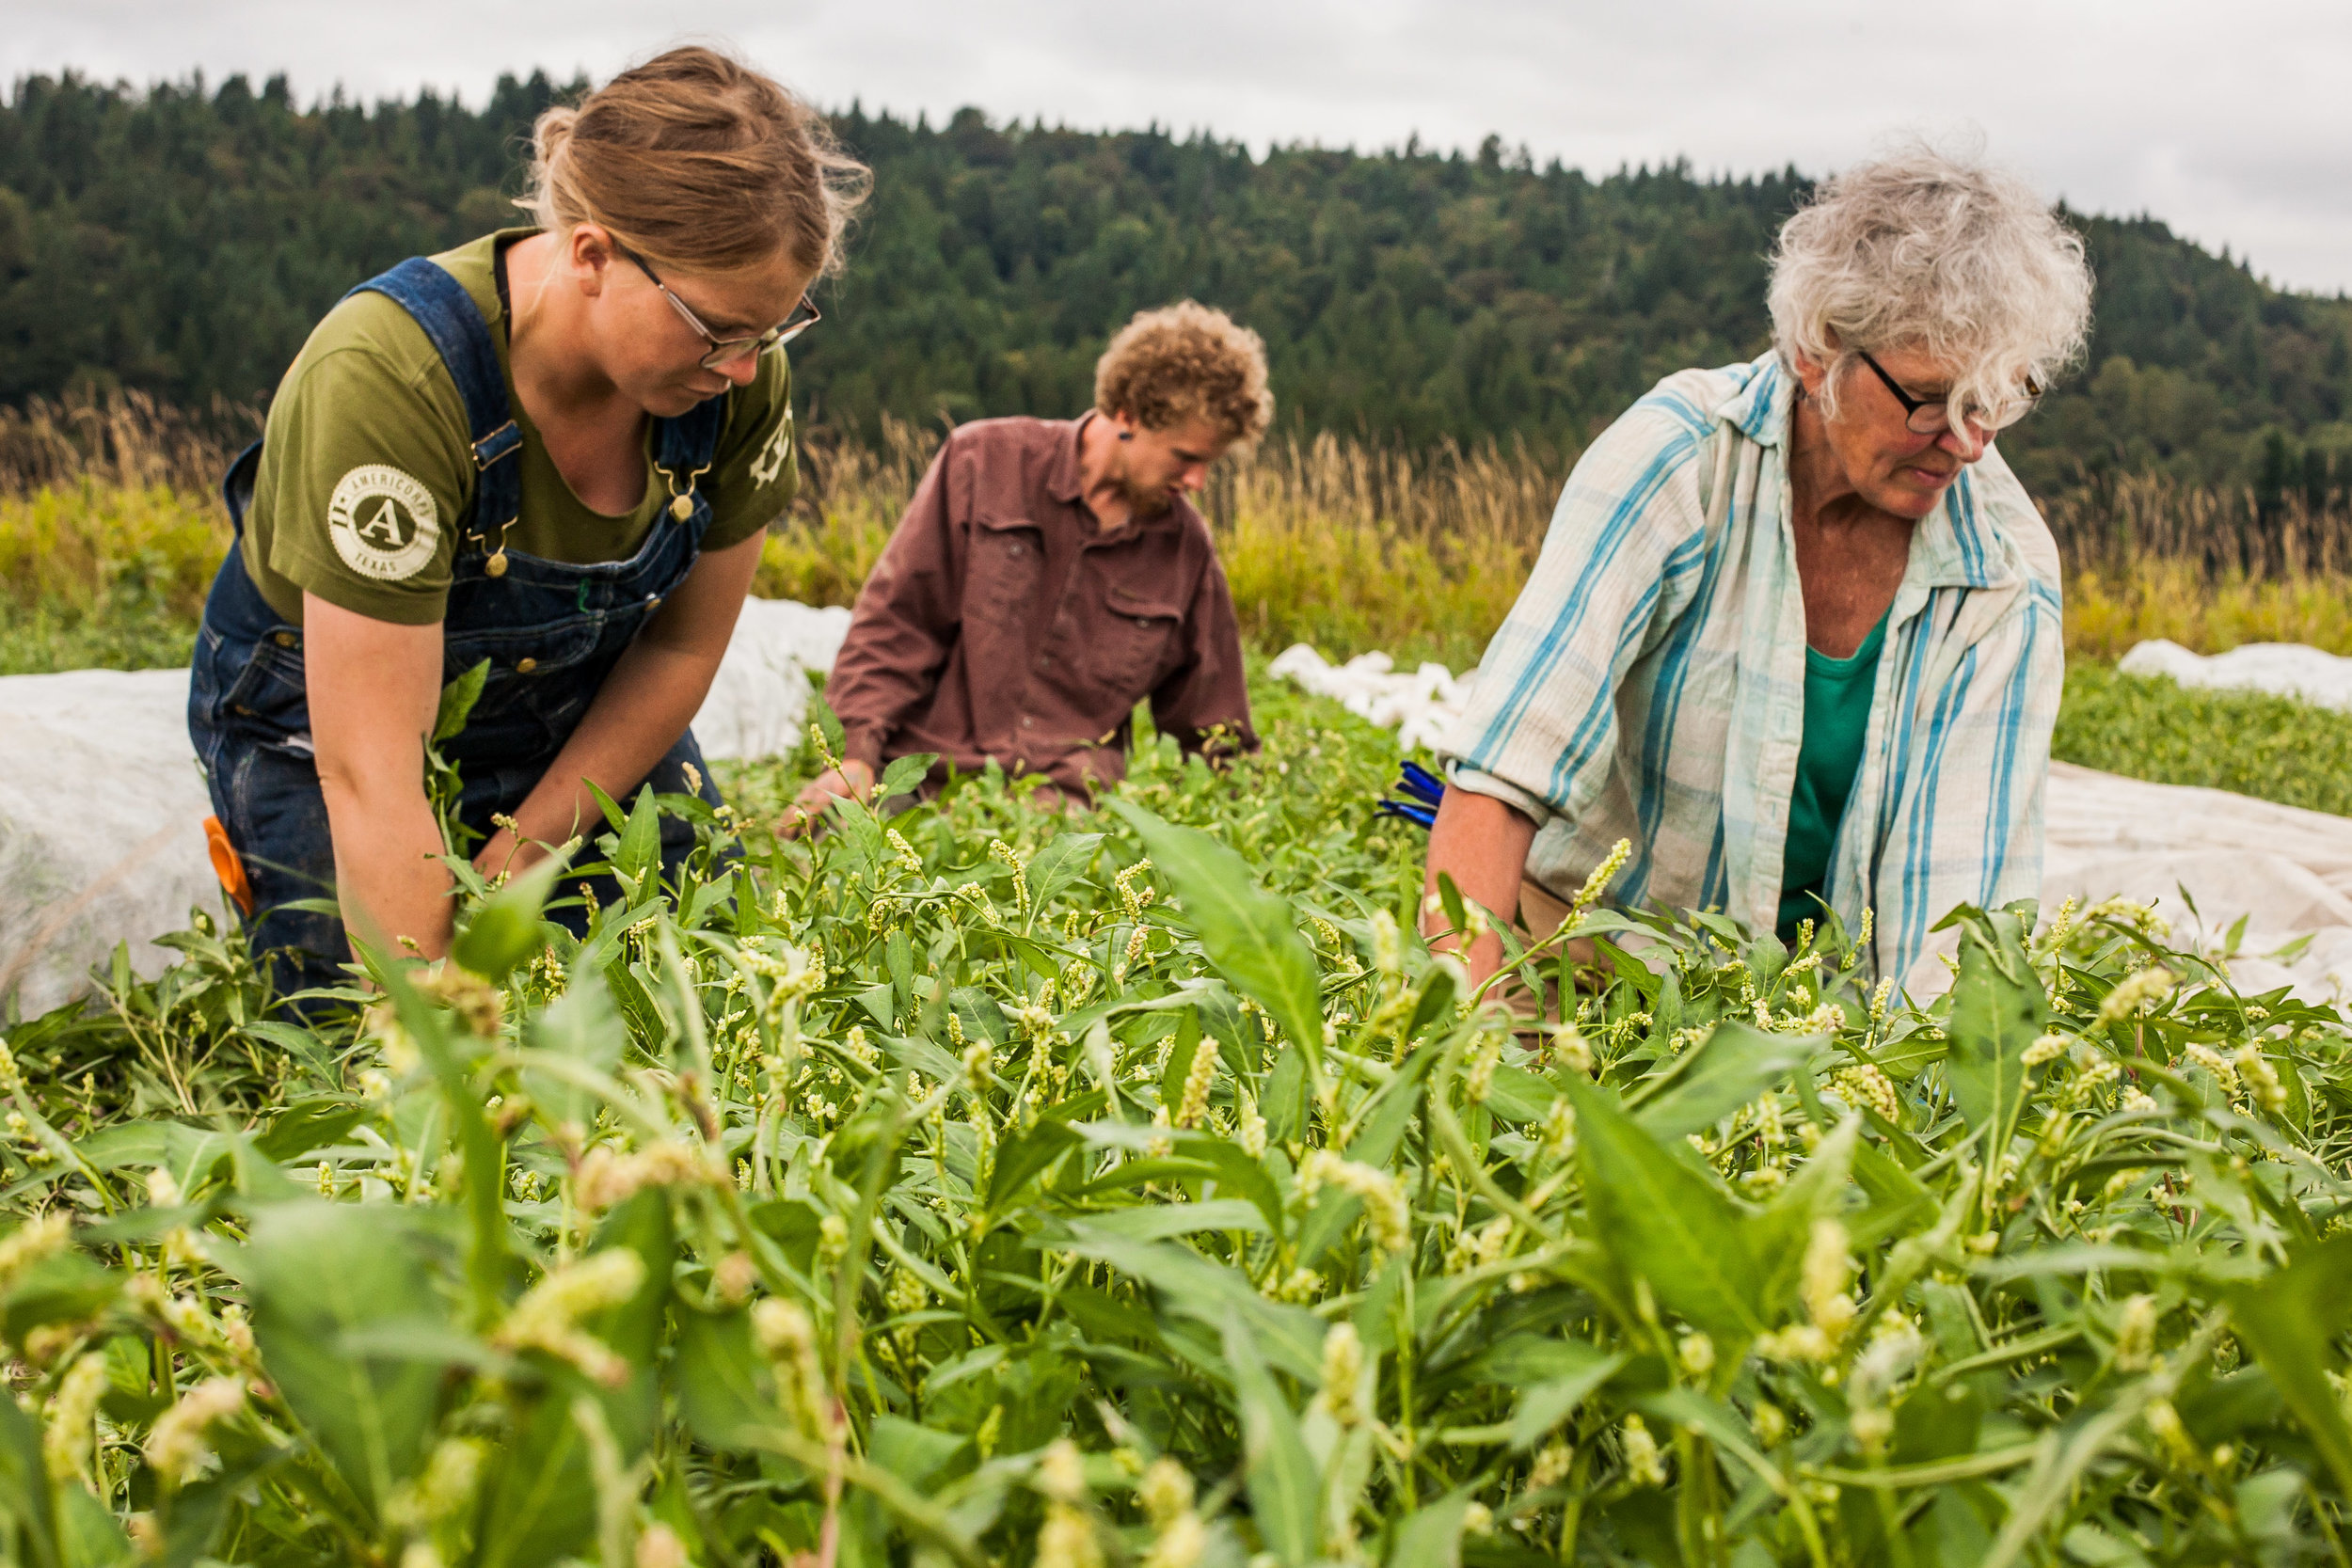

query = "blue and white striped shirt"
[1438,353,2064,989]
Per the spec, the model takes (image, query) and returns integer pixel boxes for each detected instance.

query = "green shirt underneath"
[1777,610,1889,941]
[239,228,800,626]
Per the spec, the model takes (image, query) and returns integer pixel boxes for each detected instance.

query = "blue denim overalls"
[188,254,730,997]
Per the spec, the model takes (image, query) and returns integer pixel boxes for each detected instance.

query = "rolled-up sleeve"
[1438,408,1708,830]
[1150,551,1257,762]
[826,447,963,770]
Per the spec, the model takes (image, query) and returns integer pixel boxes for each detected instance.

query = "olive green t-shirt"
[240,229,800,626]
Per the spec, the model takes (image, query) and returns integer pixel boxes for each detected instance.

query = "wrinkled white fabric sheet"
[1265,643,1474,753]
[0,598,851,1018]
[1276,644,2352,1003]
[2118,638,2352,710]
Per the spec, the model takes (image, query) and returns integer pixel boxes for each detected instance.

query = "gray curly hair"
[1767,139,2093,424]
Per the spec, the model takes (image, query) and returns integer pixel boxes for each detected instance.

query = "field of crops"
[3,666,2351,1565]
[10,391,2352,1562]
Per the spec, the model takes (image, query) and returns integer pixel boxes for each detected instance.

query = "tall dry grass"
[1208,434,1551,670]
[757,424,1556,671]
[0,393,245,672]
[8,389,2352,675]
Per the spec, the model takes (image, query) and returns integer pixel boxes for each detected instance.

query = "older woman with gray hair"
[1425,141,2092,990]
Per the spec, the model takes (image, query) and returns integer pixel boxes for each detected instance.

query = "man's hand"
[780,759,876,838]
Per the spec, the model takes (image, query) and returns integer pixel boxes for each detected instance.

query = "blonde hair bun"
[518,45,869,279]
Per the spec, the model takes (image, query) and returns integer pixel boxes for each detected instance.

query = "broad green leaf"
[613,785,663,887]
[377,958,509,1324]
[1565,1076,1766,1343]
[475,1192,674,1568]
[1434,872,1468,941]
[453,852,566,980]
[3,1249,120,1344]
[1173,1132,1287,1237]
[0,1387,59,1568]
[57,1486,134,1568]
[1107,800,1326,1072]
[580,777,628,834]
[1626,1021,1820,1138]
[1483,1064,1559,1125]
[524,970,624,1129]
[1024,831,1103,916]
[1263,1042,1309,1143]
[878,751,938,800]
[1387,1483,1477,1568]
[1223,1313,1320,1566]
[1944,909,2047,1147]
[1406,961,1460,1039]
[238,1201,448,1517]
[986,1117,1081,1218]
[674,1307,778,1449]
[253,1099,365,1164]
[1510,1354,1628,1449]
[1073,1198,1269,1241]
[1755,1116,1860,1310]
[2226,1237,2352,1497]
[434,658,490,741]
[1053,1228,1323,1382]
[69,1124,172,1172]
[870,1415,967,1497]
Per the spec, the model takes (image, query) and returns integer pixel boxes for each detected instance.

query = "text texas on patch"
[327,464,441,580]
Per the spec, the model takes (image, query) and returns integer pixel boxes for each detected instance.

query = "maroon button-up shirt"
[826,414,1256,799]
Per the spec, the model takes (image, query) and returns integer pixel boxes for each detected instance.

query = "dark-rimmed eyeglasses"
[1857,348,2042,437]
[617,242,819,371]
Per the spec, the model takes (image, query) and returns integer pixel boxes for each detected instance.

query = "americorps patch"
[326,464,439,580]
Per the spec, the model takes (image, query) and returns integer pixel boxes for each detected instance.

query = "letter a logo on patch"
[327,466,441,581]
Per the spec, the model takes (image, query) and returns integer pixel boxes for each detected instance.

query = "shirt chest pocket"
[967,515,1044,625]
[1099,585,1186,694]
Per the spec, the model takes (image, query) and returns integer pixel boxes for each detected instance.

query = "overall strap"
[343,258,523,547]
[650,393,728,528]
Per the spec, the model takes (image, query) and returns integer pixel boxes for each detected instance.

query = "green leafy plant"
[4,686,2351,1566]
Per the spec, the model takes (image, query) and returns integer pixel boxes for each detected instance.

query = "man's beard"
[1105,460,1171,521]
[1119,471,1177,518]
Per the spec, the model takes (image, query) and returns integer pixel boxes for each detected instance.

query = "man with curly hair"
[789,302,1271,827]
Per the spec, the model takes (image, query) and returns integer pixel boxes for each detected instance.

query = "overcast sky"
[10,1,2351,294]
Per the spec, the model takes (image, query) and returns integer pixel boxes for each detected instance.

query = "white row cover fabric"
[1264,643,1474,753]
[2118,638,2352,711]
[1278,644,2352,1003]
[0,598,851,1019]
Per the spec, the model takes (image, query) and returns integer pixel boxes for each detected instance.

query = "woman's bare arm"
[304,594,453,958]
[476,531,765,875]
[1421,785,1537,988]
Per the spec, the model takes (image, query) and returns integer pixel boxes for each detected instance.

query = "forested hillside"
[3,68,2349,499]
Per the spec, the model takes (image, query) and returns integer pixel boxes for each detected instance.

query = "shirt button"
[272,631,297,649]
[1021,717,1034,728]
[516,657,538,674]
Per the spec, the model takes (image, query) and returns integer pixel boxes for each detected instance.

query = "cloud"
[8,0,2349,292]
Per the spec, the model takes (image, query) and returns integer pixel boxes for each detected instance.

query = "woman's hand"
[492,531,764,857]
[1422,786,1538,989]
[304,593,453,959]
[780,758,874,837]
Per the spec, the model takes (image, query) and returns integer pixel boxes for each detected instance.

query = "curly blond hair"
[1093,302,1274,444]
